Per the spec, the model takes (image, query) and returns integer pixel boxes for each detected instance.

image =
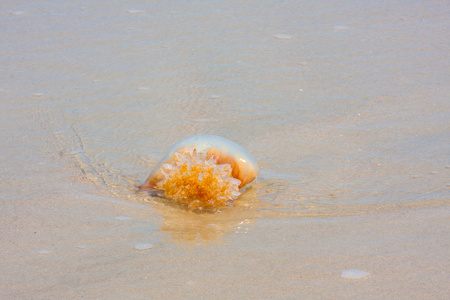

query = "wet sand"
[1,0,449,298]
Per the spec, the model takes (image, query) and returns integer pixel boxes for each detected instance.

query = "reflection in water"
[151,201,255,245]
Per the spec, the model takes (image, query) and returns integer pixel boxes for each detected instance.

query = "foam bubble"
[33,93,44,97]
[37,250,52,254]
[340,269,371,279]
[11,11,27,16]
[134,243,153,250]
[69,150,84,155]
[76,245,87,249]
[274,33,293,40]
[137,87,150,91]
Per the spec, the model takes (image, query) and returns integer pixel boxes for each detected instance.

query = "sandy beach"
[1,0,449,299]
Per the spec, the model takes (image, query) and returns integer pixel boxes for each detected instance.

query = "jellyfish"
[139,134,259,210]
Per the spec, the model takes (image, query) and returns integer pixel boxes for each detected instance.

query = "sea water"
[1,1,449,298]
[1,0,449,222]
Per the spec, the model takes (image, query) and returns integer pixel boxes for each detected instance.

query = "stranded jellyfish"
[139,134,259,210]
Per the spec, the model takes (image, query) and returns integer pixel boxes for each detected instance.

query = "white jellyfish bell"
[139,134,259,210]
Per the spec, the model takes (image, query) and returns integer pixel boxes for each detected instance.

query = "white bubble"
[114,216,131,221]
[134,243,153,250]
[76,245,87,249]
[340,269,371,279]
[33,93,44,97]
[69,150,84,155]
[11,11,27,16]
[274,33,293,40]
[137,87,150,91]
[37,250,52,254]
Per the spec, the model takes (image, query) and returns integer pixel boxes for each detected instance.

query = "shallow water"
[2,0,449,228]
[2,1,450,298]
